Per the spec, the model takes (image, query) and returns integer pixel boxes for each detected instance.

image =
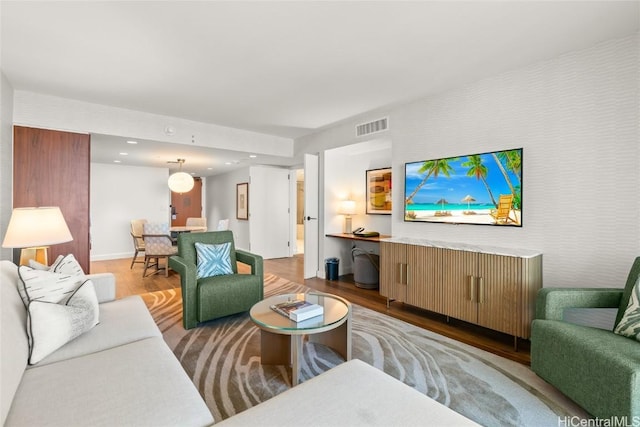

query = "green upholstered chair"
[168,230,263,329]
[531,257,640,420]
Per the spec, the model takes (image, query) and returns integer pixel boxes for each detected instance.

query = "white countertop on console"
[380,236,542,258]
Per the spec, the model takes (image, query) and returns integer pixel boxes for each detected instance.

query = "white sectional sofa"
[216,358,478,427]
[0,260,214,427]
[2,258,477,427]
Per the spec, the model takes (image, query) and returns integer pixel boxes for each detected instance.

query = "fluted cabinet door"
[380,242,407,303]
[476,254,521,336]
[13,126,91,272]
[407,245,442,313]
[442,249,478,324]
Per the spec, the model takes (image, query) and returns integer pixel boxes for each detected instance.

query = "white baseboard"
[90,252,133,262]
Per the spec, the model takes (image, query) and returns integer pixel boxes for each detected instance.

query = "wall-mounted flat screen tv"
[404,148,522,226]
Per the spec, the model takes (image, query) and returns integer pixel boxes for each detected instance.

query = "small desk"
[325,232,390,242]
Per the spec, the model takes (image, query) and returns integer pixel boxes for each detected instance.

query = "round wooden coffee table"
[249,292,352,386]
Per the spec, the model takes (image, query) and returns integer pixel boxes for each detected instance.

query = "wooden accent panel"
[13,126,91,272]
[170,177,203,227]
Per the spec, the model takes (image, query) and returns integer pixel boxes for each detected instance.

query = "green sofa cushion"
[197,274,263,321]
[531,319,640,419]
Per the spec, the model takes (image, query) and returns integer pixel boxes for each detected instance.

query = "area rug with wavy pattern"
[140,274,586,426]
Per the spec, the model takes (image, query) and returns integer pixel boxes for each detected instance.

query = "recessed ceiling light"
[114,160,121,163]
[207,167,213,170]
[249,154,257,158]
[119,152,128,155]
[126,140,138,144]
[225,162,231,165]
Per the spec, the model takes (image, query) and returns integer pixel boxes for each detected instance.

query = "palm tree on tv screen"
[494,149,522,208]
[405,158,457,204]
[462,155,498,207]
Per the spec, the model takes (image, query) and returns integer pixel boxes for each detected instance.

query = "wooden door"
[442,249,478,324]
[476,254,520,336]
[13,126,91,272]
[171,177,202,226]
[407,245,442,313]
[379,242,407,303]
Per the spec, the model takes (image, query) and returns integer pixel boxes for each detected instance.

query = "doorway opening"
[295,169,304,254]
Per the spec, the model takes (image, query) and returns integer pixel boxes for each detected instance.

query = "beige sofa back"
[1,261,29,425]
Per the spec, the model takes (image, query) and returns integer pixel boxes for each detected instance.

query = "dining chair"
[186,217,207,232]
[130,219,147,269]
[142,222,178,277]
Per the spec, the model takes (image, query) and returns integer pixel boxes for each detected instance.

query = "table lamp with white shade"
[338,199,356,234]
[2,207,73,266]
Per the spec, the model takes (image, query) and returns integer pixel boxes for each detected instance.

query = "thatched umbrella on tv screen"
[462,195,476,210]
[435,198,448,209]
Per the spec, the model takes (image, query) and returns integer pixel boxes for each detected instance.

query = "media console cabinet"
[379,237,542,348]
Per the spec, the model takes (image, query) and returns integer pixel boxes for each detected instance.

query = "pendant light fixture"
[167,158,195,193]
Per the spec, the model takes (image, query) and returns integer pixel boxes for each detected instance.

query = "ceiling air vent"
[356,117,389,137]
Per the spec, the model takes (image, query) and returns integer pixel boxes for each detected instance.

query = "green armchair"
[531,257,640,420]
[168,230,264,329]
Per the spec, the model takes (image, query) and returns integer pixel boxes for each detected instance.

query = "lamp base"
[343,216,353,234]
[19,247,49,266]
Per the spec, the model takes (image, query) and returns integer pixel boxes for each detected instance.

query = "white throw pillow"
[17,266,86,307]
[26,279,99,364]
[614,276,640,342]
[49,254,85,277]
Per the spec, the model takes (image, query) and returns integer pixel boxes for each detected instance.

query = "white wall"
[324,140,392,274]
[0,72,14,260]
[204,168,251,251]
[90,163,170,261]
[298,34,640,288]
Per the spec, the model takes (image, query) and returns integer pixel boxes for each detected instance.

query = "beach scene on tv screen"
[404,148,522,226]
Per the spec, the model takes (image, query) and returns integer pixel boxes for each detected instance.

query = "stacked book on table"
[270,299,324,322]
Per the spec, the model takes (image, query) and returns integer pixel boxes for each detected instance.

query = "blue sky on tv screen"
[405,150,521,206]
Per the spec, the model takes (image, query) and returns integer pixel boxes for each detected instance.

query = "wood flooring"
[91,254,530,365]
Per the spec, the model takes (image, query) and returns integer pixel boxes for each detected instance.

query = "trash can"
[351,248,380,289]
[325,257,339,280]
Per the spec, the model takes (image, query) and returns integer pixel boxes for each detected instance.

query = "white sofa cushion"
[0,261,29,426]
[30,295,161,367]
[6,337,214,427]
[216,359,479,427]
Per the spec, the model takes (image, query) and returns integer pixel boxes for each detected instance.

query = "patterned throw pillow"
[29,254,84,277]
[195,242,233,279]
[27,279,99,364]
[614,276,640,342]
[49,254,85,277]
[17,266,86,307]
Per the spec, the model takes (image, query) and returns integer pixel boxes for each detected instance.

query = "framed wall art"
[366,167,392,214]
[236,182,249,220]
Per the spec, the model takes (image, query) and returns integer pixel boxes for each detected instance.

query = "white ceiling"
[2,1,638,176]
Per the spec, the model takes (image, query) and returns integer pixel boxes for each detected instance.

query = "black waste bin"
[325,257,339,280]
